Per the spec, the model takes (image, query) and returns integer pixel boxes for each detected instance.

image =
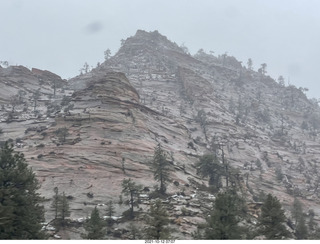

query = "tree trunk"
[130,191,134,218]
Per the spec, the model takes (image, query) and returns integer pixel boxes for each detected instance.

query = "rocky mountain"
[1,30,320,239]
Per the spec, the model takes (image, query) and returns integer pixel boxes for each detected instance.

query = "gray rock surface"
[1,30,320,239]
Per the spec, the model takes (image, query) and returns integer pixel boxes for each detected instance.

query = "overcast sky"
[1,0,320,99]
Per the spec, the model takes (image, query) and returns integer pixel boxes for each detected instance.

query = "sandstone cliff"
[1,30,320,239]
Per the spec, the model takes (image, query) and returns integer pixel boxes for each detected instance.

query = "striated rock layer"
[2,30,320,239]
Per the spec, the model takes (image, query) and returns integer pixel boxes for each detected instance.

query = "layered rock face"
[14,69,201,238]
[0,66,65,102]
[95,30,320,216]
[0,66,66,142]
[1,30,320,239]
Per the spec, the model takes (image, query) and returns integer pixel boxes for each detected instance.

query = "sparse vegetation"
[0,142,46,239]
[202,189,248,239]
[257,194,291,239]
[121,178,143,219]
[2,29,320,241]
[152,143,172,195]
[55,127,69,143]
[196,154,223,192]
[145,199,171,240]
[105,200,115,226]
[82,207,106,239]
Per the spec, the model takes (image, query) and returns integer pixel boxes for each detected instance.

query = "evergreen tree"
[57,192,70,226]
[204,189,247,239]
[291,197,308,239]
[191,227,203,240]
[152,143,171,194]
[247,58,253,70]
[121,178,142,219]
[106,200,115,218]
[105,200,115,226]
[32,89,41,111]
[306,209,320,239]
[51,187,59,220]
[258,63,267,75]
[196,109,208,140]
[308,209,317,234]
[104,49,111,61]
[128,223,141,239]
[196,154,223,192]
[145,199,171,240]
[51,188,71,227]
[0,142,46,239]
[82,207,106,239]
[291,197,303,225]
[257,194,291,239]
[55,127,69,143]
[278,75,285,87]
[295,214,308,239]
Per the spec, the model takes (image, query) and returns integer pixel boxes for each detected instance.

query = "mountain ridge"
[1,29,320,239]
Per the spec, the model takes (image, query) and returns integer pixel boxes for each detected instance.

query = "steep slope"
[1,30,320,239]
[13,69,208,238]
[0,66,66,142]
[78,30,320,218]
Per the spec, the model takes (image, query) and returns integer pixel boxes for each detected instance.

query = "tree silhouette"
[55,127,69,143]
[0,142,46,239]
[258,63,267,76]
[258,194,291,239]
[82,207,106,239]
[105,200,115,226]
[278,75,285,87]
[152,143,171,194]
[104,49,111,61]
[51,187,59,220]
[291,198,308,239]
[204,189,247,239]
[247,58,253,70]
[145,199,171,239]
[57,192,70,226]
[121,178,142,219]
[196,154,223,192]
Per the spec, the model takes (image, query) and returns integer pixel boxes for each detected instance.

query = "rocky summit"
[1,30,320,239]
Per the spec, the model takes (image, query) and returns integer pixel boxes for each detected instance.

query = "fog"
[1,0,319,99]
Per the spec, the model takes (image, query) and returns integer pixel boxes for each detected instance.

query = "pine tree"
[121,178,142,219]
[196,154,223,192]
[191,227,203,240]
[106,200,115,218]
[291,198,308,239]
[145,199,171,240]
[54,127,69,143]
[204,189,247,239]
[82,207,106,239]
[247,58,253,70]
[307,209,318,238]
[152,143,171,194]
[128,223,141,240]
[57,192,70,226]
[105,200,115,226]
[295,214,308,239]
[257,194,291,239]
[258,63,267,75]
[51,187,59,220]
[291,197,303,225]
[104,49,111,61]
[0,142,46,239]
[278,75,285,87]
[51,188,71,228]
